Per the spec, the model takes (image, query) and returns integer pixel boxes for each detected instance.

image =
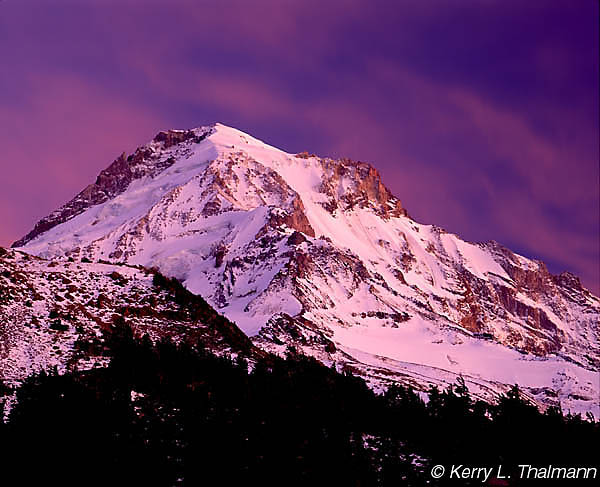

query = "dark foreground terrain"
[1,316,597,487]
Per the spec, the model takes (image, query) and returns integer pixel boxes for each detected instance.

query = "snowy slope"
[0,247,254,385]
[16,123,600,415]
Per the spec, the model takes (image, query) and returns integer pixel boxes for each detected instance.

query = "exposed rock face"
[14,123,600,415]
[266,196,315,237]
[287,231,307,246]
[153,129,207,148]
[317,157,407,219]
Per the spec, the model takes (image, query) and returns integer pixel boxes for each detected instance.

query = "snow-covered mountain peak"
[15,122,404,249]
[202,122,407,221]
[13,123,600,415]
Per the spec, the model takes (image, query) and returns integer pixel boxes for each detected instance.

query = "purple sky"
[1,0,598,294]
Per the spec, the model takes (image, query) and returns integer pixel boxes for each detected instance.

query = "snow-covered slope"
[0,246,254,385]
[15,123,600,415]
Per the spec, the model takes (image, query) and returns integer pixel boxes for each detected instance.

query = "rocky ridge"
[0,246,255,386]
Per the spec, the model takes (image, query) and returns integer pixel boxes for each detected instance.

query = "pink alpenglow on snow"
[14,123,600,416]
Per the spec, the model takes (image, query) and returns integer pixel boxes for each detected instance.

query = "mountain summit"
[14,123,600,415]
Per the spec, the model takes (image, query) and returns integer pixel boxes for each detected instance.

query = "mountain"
[13,123,600,415]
